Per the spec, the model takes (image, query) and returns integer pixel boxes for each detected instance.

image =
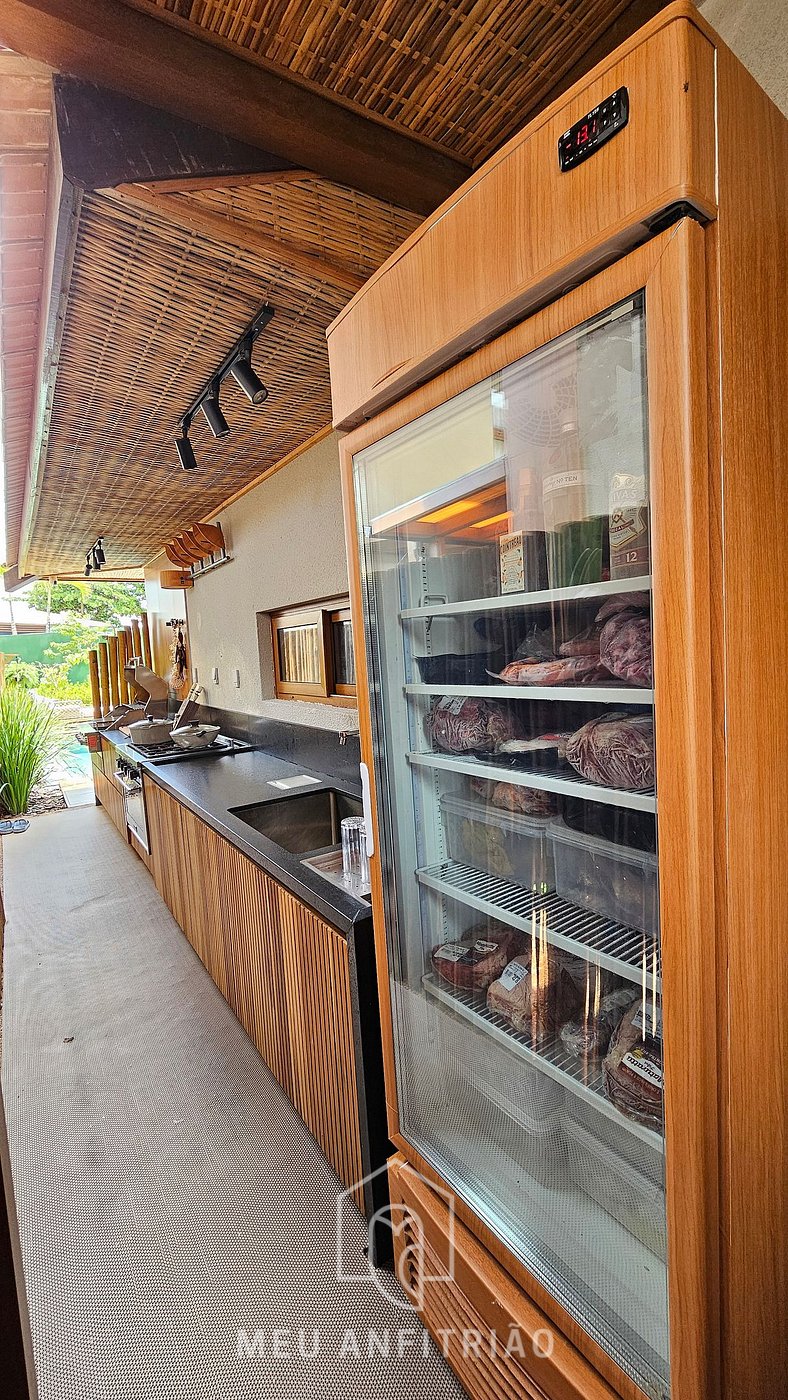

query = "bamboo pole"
[97,640,110,717]
[107,633,120,708]
[88,649,101,720]
[140,611,152,669]
[116,628,129,703]
[130,617,143,665]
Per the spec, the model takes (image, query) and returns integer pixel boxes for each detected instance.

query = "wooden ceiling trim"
[0,0,470,211]
[136,168,313,194]
[106,183,367,293]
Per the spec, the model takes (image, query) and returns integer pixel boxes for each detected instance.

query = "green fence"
[0,632,88,681]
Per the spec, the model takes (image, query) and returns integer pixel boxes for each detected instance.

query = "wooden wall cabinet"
[143,777,366,1209]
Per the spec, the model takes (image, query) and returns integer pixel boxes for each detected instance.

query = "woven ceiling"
[138,0,642,165]
[24,177,419,576]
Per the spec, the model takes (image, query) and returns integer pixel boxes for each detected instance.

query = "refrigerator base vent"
[388,1152,616,1400]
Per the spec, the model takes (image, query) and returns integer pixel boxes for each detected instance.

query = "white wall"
[700,0,788,114]
[185,430,357,731]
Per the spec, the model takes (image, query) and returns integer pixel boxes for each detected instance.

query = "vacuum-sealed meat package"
[604,1000,664,1127]
[565,713,655,790]
[490,781,557,818]
[560,987,637,1061]
[431,922,520,992]
[426,696,522,753]
[599,610,653,686]
[487,947,583,1034]
[595,591,651,623]
[493,655,611,686]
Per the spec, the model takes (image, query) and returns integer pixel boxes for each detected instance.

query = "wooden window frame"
[271,599,356,707]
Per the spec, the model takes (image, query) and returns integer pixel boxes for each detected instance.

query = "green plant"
[35,674,93,706]
[0,685,57,816]
[4,659,41,688]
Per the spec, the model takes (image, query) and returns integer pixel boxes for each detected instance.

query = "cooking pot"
[127,716,175,746]
[170,723,220,751]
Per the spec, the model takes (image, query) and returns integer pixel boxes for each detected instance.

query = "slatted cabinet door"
[142,777,364,1202]
[279,889,365,1209]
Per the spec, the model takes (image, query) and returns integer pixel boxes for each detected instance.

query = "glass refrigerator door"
[353,295,669,1399]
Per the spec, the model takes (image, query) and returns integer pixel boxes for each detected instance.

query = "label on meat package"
[621,1048,663,1090]
[434,940,501,966]
[437,696,468,716]
[498,960,530,991]
[433,943,467,963]
[632,1004,663,1040]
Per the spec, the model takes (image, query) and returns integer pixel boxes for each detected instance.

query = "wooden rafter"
[0,0,470,212]
[105,183,366,294]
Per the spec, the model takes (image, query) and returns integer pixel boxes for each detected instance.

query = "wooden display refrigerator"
[327,6,787,1400]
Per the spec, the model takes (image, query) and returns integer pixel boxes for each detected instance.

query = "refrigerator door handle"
[359,762,375,859]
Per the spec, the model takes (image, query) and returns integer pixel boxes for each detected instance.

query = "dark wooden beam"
[53,76,295,190]
[0,0,470,213]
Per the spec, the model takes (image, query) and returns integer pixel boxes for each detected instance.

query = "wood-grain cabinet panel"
[93,766,126,838]
[143,779,364,1203]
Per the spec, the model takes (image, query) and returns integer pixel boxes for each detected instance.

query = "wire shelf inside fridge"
[400,574,651,620]
[422,972,664,1152]
[404,682,653,704]
[408,749,657,813]
[417,859,660,991]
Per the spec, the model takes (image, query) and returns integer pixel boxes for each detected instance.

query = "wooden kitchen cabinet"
[93,739,127,839]
[143,777,365,1207]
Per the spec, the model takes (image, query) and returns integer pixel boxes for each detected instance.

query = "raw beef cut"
[431,923,520,992]
[595,591,650,623]
[497,732,572,759]
[426,697,521,754]
[493,656,611,686]
[599,611,652,686]
[560,987,637,1061]
[490,781,557,818]
[558,624,602,657]
[565,713,655,790]
[487,948,583,1034]
[604,1000,664,1127]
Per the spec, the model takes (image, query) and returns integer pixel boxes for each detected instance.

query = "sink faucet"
[339,729,359,746]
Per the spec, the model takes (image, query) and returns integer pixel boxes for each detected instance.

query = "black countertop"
[97,728,372,938]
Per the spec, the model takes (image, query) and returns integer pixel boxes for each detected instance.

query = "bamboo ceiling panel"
[139,0,644,165]
[24,178,414,575]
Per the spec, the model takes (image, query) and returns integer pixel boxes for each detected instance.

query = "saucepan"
[170,723,220,751]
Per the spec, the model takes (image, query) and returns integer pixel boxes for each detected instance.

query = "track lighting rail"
[176,303,275,469]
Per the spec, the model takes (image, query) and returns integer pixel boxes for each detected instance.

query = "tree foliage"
[27,579,145,625]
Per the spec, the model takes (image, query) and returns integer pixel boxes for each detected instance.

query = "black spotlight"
[175,429,198,471]
[230,355,268,405]
[84,558,92,578]
[94,537,106,567]
[201,383,230,438]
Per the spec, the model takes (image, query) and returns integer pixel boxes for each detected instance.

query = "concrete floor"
[1,807,466,1400]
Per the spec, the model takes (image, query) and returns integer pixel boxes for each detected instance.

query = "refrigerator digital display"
[558,87,629,170]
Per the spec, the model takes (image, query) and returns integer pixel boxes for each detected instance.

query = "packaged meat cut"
[604,1000,664,1128]
[490,781,557,818]
[599,610,653,686]
[497,732,573,760]
[565,713,655,790]
[431,922,520,992]
[426,696,522,754]
[558,624,602,657]
[560,987,637,1061]
[493,655,611,686]
[595,591,650,623]
[487,947,584,1035]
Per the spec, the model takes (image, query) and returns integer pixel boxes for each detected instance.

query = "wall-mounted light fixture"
[175,303,275,470]
[85,536,106,576]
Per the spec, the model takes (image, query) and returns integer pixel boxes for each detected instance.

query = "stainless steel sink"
[229,788,363,854]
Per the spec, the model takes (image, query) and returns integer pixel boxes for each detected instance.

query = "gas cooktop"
[126,735,254,764]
